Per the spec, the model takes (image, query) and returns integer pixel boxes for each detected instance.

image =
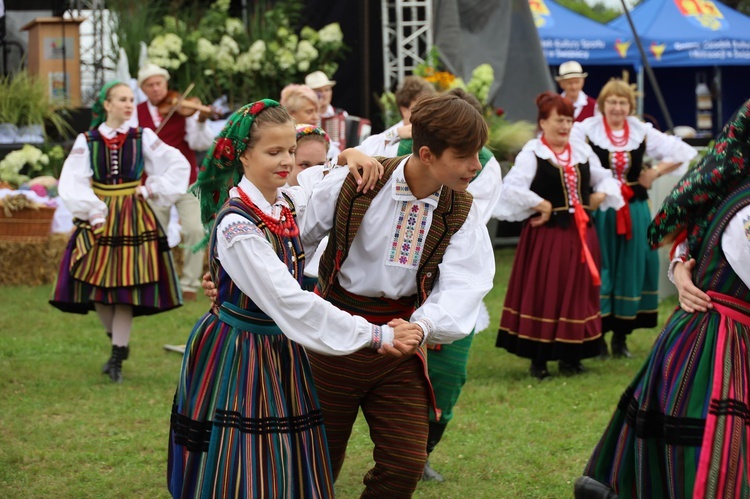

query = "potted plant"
[0,71,74,144]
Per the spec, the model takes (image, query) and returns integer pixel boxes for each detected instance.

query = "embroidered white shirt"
[355,121,404,158]
[299,156,495,344]
[216,176,394,354]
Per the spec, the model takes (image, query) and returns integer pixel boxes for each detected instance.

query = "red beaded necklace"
[237,187,299,238]
[101,131,128,151]
[540,135,572,168]
[603,116,630,147]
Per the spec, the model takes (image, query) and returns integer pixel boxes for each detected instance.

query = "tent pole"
[637,65,644,117]
[714,66,722,135]
[619,0,674,132]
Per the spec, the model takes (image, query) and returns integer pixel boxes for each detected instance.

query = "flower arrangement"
[145,0,347,108]
[0,144,65,190]
[378,48,535,162]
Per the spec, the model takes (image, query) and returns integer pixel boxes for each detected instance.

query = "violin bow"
[154,82,196,135]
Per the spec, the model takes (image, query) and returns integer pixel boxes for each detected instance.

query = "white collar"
[320,104,336,118]
[231,176,288,215]
[579,115,650,151]
[523,137,593,166]
[98,122,131,138]
[390,156,441,207]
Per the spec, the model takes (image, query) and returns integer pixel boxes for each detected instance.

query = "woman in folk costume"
[495,92,624,379]
[574,99,750,499]
[571,79,697,358]
[49,82,188,383]
[167,100,422,499]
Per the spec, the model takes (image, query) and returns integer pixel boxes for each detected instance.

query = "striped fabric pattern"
[49,130,181,317]
[582,181,750,498]
[168,198,333,499]
[427,331,475,423]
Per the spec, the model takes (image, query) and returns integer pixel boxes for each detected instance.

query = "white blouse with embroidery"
[299,157,495,344]
[355,121,404,158]
[494,138,624,222]
[58,123,190,225]
[216,176,394,355]
[571,116,697,176]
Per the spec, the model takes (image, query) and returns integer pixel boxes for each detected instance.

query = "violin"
[157,90,216,120]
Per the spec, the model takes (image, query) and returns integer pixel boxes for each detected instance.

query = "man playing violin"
[136,62,215,301]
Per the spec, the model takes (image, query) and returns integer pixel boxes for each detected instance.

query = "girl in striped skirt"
[50,81,189,383]
[168,100,422,498]
[575,99,750,499]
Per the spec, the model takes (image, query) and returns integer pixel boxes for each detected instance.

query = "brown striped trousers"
[308,349,430,498]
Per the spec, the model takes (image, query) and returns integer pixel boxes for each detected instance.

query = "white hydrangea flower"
[296,40,318,62]
[225,18,244,36]
[297,60,310,72]
[163,33,183,53]
[40,154,49,166]
[249,39,266,59]
[277,49,295,70]
[236,52,254,73]
[318,23,343,44]
[219,35,240,55]
[196,38,216,62]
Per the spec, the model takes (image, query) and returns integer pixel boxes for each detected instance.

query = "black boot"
[611,332,631,359]
[101,342,129,374]
[423,422,447,482]
[559,359,587,375]
[530,360,550,379]
[105,345,129,383]
[597,335,610,360]
[573,476,619,498]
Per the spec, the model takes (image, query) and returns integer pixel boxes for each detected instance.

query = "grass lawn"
[0,247,678,498]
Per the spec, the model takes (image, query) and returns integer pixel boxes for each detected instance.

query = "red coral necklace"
[603,116,629,147]
[237,187,299,238]
[540,135,572,167]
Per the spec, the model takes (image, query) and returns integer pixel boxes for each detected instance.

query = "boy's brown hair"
[395,76,436,110]
[447,87,484,116]
[410,93,488,158]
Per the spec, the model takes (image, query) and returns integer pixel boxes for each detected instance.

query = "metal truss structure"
[381,0,432,92]
[69,0,108,105]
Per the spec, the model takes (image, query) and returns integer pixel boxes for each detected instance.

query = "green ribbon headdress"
[192,99,281,248]
[647,98,750,254]
[90,80,123,129]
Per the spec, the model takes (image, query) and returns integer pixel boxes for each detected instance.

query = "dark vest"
[84,128,144,183]
[576,96,597,122]
[137,102,198,184]
[590,140,648,200]
[529,156,591,228]
[316,155,474,306]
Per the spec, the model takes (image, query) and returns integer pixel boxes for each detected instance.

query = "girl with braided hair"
[167,100,423,498]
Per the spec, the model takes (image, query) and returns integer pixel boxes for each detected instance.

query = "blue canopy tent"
[530,0,640,66]
[609,0,750,133]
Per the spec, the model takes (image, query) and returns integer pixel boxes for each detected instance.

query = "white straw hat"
[304,71,336,89]
[555,61,588,81]
[137,62,170,87]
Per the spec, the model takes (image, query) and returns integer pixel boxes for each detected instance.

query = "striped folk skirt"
[582,292,750,498]
[593,200,659,334]
[168,303,334,499]
[49,190,181,316]
[496,220,603,363]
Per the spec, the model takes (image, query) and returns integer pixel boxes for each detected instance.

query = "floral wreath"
[295,123,330,145]
[192,99,281,248]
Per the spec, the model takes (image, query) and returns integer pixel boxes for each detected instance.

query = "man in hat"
[305,70,349,149]
[556,60,600,122]
[136,62,215,301]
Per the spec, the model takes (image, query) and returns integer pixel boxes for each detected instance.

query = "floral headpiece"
[90,81,124,129]
[192,99,281,248]
[648,99,750,254]
[295,123,330,145]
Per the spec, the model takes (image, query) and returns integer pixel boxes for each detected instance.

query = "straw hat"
[305,71,336,89]
[137,63,170,86]
[555,61,588,81]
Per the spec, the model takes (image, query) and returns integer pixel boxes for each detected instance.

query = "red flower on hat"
[213,138,235,161]
[495,108,505,117]
[250,102,266,115]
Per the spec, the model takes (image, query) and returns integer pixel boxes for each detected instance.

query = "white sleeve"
[468,156,503,224]
[184,113,217,151]
[140,128,190,207]
[281,165,326,223]
[667,240,689,284]
[299,166,349,254]
[355,133,389,157]
[410,204,495,344]
[57,133,108,223]
[721,205,750,289]
[588,147,624,211]
[492,149,544,221]
[645,127,697,176]
[570,122,588,144]
[216,213,393,354]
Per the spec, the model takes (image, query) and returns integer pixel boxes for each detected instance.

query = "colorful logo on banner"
[529,0,554,28]
[615,39,632,59]
[650,41,667,60]
[674,0,728,31]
